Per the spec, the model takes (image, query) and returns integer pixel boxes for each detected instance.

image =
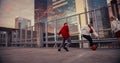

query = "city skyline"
[0,0,111,28]
[0,0,34,28]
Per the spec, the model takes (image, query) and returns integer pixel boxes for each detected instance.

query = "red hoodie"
[59,25,70,38]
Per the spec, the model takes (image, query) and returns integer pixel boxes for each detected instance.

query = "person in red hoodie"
[58,23,71,52]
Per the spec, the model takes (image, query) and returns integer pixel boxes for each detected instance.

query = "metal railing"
[0,3,120,48]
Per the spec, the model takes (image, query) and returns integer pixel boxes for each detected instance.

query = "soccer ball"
[91,45,97,51]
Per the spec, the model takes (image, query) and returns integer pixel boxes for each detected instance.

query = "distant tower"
[15,17,31,30]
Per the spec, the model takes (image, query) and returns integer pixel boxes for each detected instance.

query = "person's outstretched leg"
[83,35,93,47]
[84,35,97,50]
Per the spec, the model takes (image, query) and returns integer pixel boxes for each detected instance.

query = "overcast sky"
[0,0,34,28]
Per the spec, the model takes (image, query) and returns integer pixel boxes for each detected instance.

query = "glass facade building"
[87,0,111,38]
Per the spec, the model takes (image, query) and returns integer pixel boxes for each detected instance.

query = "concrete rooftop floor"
[0,47,120,63]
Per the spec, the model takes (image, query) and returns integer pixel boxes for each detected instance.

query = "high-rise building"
[87,0,111,37]
[15,17,31,30]
[47,0,76,21]
[87,0,110,28]
[34,0,76,33]
[88,0,108,10]
[34,0,47,23]
[34,0,76,22]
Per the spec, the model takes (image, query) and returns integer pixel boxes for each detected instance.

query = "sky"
[0,0,111,28]
[0,0,34,28]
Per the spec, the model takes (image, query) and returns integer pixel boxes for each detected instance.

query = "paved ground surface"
[0,47,120,63]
